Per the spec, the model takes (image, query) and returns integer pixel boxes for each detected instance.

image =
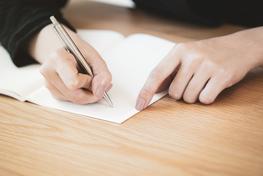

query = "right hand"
[28,24,112,105]
[40,46,112,105]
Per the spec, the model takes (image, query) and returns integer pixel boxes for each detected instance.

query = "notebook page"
[26,34,175,123]
[0,47,42,101]
[77,29,125,53]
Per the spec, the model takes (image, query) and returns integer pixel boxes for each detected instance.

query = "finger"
[183,64,211,103]
[67,88,101,105]
[199,75,226,104]
[48,71,100,105]
[156,69,178,93]
[40,60,68,101]
[76,45,112,99]
[44,79,68,101]
[168,47,208,100]
[53,48,93,90]
[156,76,173,93]
[168,65,194,101]
[136,45,181,111]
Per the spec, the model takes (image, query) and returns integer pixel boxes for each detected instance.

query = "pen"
[50,16,114,108]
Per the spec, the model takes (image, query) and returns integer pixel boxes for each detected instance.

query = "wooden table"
[1,1,263,175]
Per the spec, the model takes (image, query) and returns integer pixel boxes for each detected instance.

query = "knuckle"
[174,42,189,52]
[39,65,48,78]
[199,59,216,75]
[140,87,154,98]
[218,68,228,76]
[202,57,215,68]
[182,57,202,72]
[67,78,80,90]
[172,42,195,57]
[49,51,59,63]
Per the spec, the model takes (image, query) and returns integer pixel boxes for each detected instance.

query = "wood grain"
[1,0,263,175]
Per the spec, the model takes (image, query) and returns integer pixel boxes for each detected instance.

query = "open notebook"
[0,30,175,123]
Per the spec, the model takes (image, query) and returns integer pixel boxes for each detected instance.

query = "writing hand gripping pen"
[50,16,114,107]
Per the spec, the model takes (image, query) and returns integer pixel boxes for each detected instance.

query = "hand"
[27,24,112,104]
[136,27,263,110]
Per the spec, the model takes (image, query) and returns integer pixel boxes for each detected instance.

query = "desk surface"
[1,1,263,175]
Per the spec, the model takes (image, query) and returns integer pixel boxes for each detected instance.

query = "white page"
[77,29,125,53]
[0,47,43,101]
[0,65,43,101]
[26,34,176,123]
[0,30,124,101]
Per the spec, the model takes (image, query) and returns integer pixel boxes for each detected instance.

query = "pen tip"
[103,92,114,108]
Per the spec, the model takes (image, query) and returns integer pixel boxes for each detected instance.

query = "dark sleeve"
[132,0,221,26]
[0,0,76,67]
[132,0,263,27]
[188,0,263,28]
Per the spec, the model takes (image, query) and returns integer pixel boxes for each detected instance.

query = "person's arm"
[0,0,112,104]
[136,27,263,110]
[0,0,75,67]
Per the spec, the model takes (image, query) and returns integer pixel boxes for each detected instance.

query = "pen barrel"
[53,23,94,77]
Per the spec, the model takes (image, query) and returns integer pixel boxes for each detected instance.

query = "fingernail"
[106,84,113,92]
[136,98,146,111]
[96,84,105,99]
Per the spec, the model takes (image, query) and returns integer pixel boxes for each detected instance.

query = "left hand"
[136,27,263,110]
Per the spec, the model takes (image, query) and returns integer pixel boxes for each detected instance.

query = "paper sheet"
[0,47,43,101]
[26,34,175,123]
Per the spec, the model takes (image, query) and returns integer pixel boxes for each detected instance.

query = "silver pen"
[50,16,114,108]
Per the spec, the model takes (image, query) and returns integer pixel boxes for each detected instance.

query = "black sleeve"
[187,0,263,28]
[132,0,221,26]
[132,0,263,27]
[0,0,76,67]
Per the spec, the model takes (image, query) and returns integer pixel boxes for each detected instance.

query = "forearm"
[203,26,263,71]
[0,0,74,67]
[228,26,263,69]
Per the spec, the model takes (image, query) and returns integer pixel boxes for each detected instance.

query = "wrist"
[27,24,78,64]
[232,27,263,69]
